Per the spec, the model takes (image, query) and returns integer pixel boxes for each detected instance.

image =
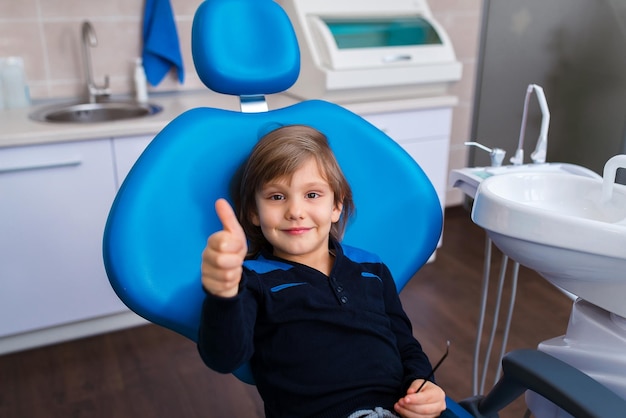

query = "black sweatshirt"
[198,239,434,418]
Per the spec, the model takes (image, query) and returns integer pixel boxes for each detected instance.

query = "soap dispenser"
[134,58,148,103]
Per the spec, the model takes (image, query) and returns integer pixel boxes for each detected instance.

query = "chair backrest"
[103,0,442,383]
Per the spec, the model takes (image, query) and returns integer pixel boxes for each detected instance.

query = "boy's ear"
[332,201,343,223]
[251,210,260,226]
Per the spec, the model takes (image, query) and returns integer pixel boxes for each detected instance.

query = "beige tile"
[38,0,144,19]
[448,142,471,169]
[27,82,50,100]
[446,189,464,207]
[4,0,486,105]
[430,0,484,14]
[440,13,482,63]
[449,62,477,104]
[445,145,471,206]
[171,0,203,17]
[451,103,473,144]
[96,21,143,77]
[176,18,195,88]
[48,80,84,100]
[41,21,83,82]
[0,0,38,19]
[0,21,46,81]
[43,20,144,97]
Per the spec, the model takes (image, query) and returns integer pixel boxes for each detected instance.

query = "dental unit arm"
[450,84,597,199]
[512,83,550,165]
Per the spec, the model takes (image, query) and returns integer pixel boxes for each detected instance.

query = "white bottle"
[134,58,148,103]
[2,56,30,108]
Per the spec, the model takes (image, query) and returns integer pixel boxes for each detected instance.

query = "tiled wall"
[0,0,483,206]
[0,0,202,100]
[430,0,483,206]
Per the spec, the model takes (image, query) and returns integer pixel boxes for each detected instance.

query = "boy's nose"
[285,199,304,219]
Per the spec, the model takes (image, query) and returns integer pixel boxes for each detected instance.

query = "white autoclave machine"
[277,0,462,103]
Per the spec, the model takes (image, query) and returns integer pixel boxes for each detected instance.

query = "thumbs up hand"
[201,198,248,298]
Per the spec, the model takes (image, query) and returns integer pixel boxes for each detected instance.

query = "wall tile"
[451,102,474,145]
[446,144,471,206]
[0,0,39,19]
[0,21,46,81]
[2,0,485,195]
[430,0,484,14]
[442,13,482,63]
[171,0,203,17]
[38,0,143,19]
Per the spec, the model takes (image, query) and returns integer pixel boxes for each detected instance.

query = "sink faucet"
[81,21,111,103]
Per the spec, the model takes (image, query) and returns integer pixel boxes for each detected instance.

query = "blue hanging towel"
[142,0,185,86]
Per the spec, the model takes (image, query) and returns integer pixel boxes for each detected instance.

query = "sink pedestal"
[526,299,626,418]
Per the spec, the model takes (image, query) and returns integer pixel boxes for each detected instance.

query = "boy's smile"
[251,157,342,275]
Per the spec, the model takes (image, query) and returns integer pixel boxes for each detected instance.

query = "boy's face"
[251,157,342,271]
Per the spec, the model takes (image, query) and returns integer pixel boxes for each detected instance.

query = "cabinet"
[0,135,152,353]
[361,106,452,209]
[112,135,152,183]
[0,104,451,350]
[0,139,123,337]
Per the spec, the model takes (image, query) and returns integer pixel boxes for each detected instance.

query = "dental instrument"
[417,340,450,393]
[464,142,505,167]
[511,84,550,165]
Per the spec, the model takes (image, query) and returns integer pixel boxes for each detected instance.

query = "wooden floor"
[0,206,574,418]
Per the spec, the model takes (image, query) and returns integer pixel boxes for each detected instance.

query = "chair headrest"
[191,0,301,96]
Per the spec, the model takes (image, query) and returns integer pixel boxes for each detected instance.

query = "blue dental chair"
[103,1,626,417]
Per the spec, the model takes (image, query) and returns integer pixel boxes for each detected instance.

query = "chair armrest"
[459,349,626,418]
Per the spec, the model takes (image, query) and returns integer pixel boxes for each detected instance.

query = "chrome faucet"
[81,21,111,103]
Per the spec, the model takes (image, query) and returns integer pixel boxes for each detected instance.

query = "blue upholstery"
[103,0,454,413]
[191,0,299,95]
[103,100,442,342]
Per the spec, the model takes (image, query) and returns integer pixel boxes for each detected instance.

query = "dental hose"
[479,249,508,394]
[510,85,534,165]
[494,260,519,385]
[472,236,493,395]
[472,236,520,395]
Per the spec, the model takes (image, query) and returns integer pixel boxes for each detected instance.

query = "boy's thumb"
[215,198,244,237]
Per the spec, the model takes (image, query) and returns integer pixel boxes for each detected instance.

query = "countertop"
[0,90,458,149]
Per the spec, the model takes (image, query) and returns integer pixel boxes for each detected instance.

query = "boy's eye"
[269,194,284,201]
[306,192,320,199]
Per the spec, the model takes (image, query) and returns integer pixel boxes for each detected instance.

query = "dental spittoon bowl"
[471,156,626,318]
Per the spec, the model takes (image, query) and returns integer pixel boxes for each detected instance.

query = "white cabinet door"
[0,139,127,337]
[362,107,452,209]
[111,135,153,186]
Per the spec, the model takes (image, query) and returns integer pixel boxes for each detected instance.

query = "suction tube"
[531,85,550,164]
[512,84,550,165]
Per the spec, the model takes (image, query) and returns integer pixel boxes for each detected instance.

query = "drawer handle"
[382,54,412,63]
[0,157,82,174]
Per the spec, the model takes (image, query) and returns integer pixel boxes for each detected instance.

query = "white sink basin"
[471,165,626,316]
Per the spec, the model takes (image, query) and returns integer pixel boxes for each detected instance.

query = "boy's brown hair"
[236,124,355,257]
